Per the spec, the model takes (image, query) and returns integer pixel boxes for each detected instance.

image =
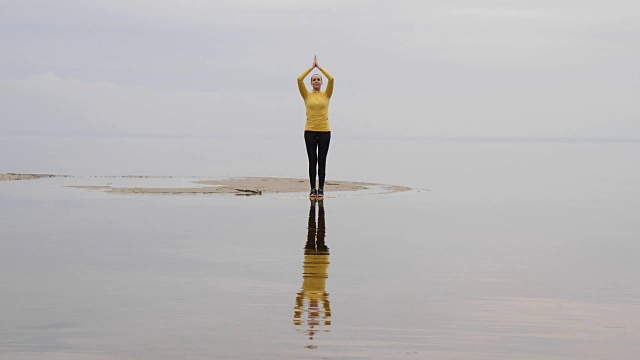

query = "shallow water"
[1,137,639,359]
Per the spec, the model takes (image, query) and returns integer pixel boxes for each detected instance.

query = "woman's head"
[311,74,323,91]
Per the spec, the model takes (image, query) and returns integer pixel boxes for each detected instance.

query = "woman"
[298,55,334,199]
[293,198,331,346]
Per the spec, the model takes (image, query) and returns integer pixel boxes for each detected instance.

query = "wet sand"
[2,140,639,359]
[3,175,638,359]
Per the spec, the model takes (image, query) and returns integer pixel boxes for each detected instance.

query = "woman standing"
[298,55,334,199]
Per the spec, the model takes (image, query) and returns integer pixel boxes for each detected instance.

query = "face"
[311,75,323,90]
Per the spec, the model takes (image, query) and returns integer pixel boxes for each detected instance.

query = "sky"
[1,0,639,139]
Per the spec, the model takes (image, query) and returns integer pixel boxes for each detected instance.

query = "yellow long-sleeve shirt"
[294,252,331,328]
[297,66,334,132]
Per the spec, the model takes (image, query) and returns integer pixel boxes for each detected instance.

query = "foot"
[317,189,324,199]
[309,189,318,198]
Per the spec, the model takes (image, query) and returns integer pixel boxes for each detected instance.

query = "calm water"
[1,137,639,359]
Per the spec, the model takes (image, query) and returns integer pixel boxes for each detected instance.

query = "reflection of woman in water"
[298,55,334,199]
[294,199,331,348]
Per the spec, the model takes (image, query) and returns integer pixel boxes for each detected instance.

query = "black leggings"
[304,131,331,190]
[306,202,327,252]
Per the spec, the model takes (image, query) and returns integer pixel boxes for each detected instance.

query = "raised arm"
[297,66,313,98]
[317,66,334,98]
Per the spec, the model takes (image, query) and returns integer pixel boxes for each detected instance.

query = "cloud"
[1,1,639,139]
[0,72,299,137]
[1,67,639,139]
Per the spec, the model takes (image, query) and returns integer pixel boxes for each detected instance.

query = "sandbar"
[2,173,411,195]
[71,177,411,195]
[0,173,57,181]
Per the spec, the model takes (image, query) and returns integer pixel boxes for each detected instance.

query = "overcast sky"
[1,0,639,139]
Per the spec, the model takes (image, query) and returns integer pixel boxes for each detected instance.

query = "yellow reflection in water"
[294,199,331,349]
